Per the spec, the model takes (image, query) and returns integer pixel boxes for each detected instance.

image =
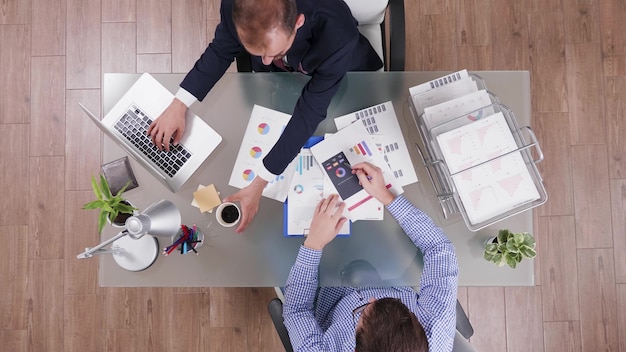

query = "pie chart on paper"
[243,169,255,181]
[258,123,270,135]
[250,146,263,158]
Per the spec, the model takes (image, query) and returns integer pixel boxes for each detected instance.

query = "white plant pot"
[108,200,138,228]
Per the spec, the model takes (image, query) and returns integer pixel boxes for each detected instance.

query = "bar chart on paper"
[349,140,374,156]
[334,101,418,187]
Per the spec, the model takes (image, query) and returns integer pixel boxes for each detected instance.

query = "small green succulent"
[82,175,137,233]
[483,229,536,268]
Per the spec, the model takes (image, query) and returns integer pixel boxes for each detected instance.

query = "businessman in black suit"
[148,0,382,232]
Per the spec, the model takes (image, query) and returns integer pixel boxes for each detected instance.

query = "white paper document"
[409,69,470,96]
[228,105,296,202]
[422,90,495,130]
[310,122,403,221]
[286,148,350,235]
[334,101,418,187]
[435,112,540,225]
[410,75,479,116]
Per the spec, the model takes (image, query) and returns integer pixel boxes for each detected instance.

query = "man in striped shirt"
[283,162,458,351]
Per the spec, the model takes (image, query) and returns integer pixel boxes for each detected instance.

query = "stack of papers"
[435,113,540,224]
[409,69,542,226]
[285,143,351,236]
[310,121,404,222]
[334,101,418,187]
[228,103,419,236]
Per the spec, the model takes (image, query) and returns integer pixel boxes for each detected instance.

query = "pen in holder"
[164,225,204,256]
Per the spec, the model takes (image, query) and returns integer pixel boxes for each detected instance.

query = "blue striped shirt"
[283,195,459,351]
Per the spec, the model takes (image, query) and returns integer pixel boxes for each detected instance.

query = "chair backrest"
[343,0,388,71]
[453,330,479,352]
[342,0,405,71]
[343,0,388,25]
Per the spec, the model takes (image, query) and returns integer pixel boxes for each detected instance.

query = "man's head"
[355,298,429,352]
[232,0,305,65]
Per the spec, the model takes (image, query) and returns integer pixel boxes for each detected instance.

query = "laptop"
[80,73,222,192]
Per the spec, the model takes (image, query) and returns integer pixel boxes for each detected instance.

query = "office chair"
[268,295,477,352]
[235,0,405,72]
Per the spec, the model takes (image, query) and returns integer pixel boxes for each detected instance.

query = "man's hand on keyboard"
[224,177,268,233]
[148,98,187,151]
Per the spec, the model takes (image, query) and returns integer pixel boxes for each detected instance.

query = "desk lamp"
[77,199,181,271]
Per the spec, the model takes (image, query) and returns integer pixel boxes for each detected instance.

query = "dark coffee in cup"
[220,204,240,224]
[216,202,241,227]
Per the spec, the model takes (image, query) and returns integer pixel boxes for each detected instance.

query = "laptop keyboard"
[114,105,192,177]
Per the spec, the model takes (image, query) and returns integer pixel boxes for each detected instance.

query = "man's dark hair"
[232,0,298,48]
[355,298,429,352]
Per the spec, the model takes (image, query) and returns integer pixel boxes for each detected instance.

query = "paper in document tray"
[408,71,547,231]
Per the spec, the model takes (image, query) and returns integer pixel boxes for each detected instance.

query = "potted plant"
[483,229,536,268]
[83,175,137,233]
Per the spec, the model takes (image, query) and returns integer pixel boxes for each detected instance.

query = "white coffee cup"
[215,202,241,227]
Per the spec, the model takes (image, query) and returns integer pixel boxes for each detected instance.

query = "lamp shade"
[125,199,181,238]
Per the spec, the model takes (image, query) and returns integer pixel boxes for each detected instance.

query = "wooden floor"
[1,0,625,351]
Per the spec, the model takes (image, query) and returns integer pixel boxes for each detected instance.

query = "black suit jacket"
[180,0,383,175]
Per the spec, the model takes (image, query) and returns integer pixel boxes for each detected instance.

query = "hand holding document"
[285,147,350,236]
[310,122,403,221]
[351,162,396,206]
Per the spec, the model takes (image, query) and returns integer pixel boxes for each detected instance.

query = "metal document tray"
[409,96,547,231]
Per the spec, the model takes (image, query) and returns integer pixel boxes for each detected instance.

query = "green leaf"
[97,210,108,233]
[513,232,525,245]
[115,181,132,197]
[91,176,103,200]
[484,251,495,261]
[102,203,114,213]
[109,210,119,224]
[82,200,106,209]
[100,174,113,199]
[497,229,509,244]
[116,203,136,214]
[485,243,497,254]
[109,197,121,208]
[519,246,537,259]
[523,233,536,247]
[506,255,518,268]
[506,240,520,253]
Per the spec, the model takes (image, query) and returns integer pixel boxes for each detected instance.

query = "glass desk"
[99,71,535,287]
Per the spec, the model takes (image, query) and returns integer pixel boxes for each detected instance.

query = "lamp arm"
[76,231,128,259]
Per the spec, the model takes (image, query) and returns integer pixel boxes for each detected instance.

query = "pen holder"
[164,225,204,256]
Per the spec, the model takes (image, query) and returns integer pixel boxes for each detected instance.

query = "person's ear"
[295,14,305,30]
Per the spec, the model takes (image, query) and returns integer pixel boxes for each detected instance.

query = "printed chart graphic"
[321,151,362,200]
[293,184,304,194]
[286,148,350,236]
[333,101,418,187]
[295,154,315,175]
[349,140,373,156]
[229,105,295,202]
[436,112,540,224]
[242,169,255,181]
[257,123,270,135]
[249,146,263,158]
